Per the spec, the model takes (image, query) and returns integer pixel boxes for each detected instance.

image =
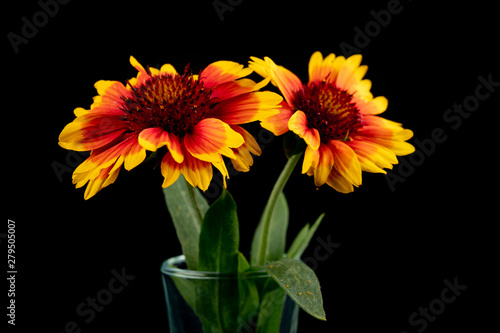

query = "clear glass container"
[161,255,299,332]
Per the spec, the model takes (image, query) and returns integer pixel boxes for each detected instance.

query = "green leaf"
[251,192,289,265]
[163,174,209,270]
[255,278,286,333]
[237,251,251,272]
[197,189,239,272]
[196,189,240,333]
[287,213,324,259]
[170,275,196,311]
[251,152,304,266]
[237,253,260,332]
[263,257,326,321]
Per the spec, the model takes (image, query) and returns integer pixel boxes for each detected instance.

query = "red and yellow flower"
[59,56,282,199]
[249,52,415,193]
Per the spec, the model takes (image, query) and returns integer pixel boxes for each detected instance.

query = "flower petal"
[326,167,355,193]
[231,125,261,156]
[181,153,213,191]
[314,143,335,186]
[97,80,131,102]
[336,54,363,91]
[308,52,339,84]
[328,140,362,186]
[58,114,127,151]
[264,57,303,105]
[288,110,320,150]
[129,56,152,87]
[123,139,147,171]
[211,91,282,125]
[230,146,254,172]
[160,152,182,189]
[308,51,325,83]
[352,79,373,101]
[346,139,397,173]
[199,61,252,89]
[212,155,229,188]
[160,63,177,75]
[325,55,346,84]
[81,164,121,200]
[260,101,294,136]
[249,56,291,89]
[357,115,412,139]
[70,80,129,118]
[184,118,244,163]
[354,116,415,156]
[72,134,141,199]
[302,145,320,174]
[129,56,148,77]
[248,57,271,82]
[355,96,388,115]
[228,126,261,172]
[360,136,416,156]
[209,78,270,101]
[138,127,184,163]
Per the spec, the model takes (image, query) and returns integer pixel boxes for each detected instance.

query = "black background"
[4,0,498,332]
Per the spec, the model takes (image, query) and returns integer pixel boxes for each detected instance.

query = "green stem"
[256,151,304,266]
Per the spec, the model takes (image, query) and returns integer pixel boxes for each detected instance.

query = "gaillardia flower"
[249,52,415,193]
[59,57,282,199]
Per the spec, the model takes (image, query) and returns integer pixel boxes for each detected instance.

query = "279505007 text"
[6,219,17,326]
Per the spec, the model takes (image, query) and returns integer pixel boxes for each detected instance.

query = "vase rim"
[161,254,271,280]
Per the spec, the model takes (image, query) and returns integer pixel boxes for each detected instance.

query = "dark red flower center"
[121,67,215,137]
[293,81,363,142]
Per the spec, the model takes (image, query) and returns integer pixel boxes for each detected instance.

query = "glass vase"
[161,255,299,333]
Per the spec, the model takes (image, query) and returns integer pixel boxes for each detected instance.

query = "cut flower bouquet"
[59,51,414,332]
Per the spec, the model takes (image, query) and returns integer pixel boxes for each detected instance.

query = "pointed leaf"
[287,213,324,259]
[170,275,196,311]
[237,253,260,331]
[196,189,240,332]
[263,257,326,321]
[267,192,289,261]
[197,189,239,272]
[256,278,286,333]
[251,192,289,265]
[163,174,209,270]
[251,152,304,266]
